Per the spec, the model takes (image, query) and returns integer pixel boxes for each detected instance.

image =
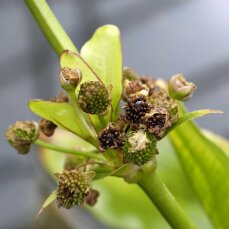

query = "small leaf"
[29,100,90,138]
[166,109,224,135]
[80,25,122,119]
[169,105,229,228]
[36,190,57,222]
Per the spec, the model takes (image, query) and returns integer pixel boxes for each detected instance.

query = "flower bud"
[60,67,82,91]
[98,121,124,151]
[39,119,57,137]
[55,170,95,209]
[168,74,197,101]
[143,106,171,139]
[78,81,111,115]
[6,121,39,154]
[123,66,138,81]
[123,130,157,165]
[124,95,151,123]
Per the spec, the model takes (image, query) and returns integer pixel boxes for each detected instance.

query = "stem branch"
[138,171,197,229]
[35,139,106,161]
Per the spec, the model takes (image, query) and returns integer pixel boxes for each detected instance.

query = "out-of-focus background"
[1,0,229,228]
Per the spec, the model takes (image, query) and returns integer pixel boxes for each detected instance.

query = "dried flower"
[60,67,82,91]
[99,121,124,151]
[6,120,39,154]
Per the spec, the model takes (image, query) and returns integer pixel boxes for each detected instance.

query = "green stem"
[138,171,197,229]
[35,139,106,161]
[68,91,98,143]
[25,0,78,55]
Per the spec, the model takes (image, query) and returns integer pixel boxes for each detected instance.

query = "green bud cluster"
[123,130,157,165]
[78,81,110,115]
[56,170,95,209]
[6,121,39,154]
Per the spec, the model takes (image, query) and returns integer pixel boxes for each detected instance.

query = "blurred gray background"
[1,0,229,228]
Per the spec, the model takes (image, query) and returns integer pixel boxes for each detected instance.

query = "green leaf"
[166,109,224,135]
[36,190,57,222]
[29,100,90,138]
[169,105,229,229]
[80,25,122,119]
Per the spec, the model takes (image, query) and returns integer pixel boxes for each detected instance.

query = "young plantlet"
[78,81,111,115]
[123,129,157,165]
[55,170,95,209]
[168,74,197,101]
[6,120,39,154]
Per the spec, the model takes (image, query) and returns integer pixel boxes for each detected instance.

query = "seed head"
[56,170,95,209]
[123,130,157,165]
[168,74,197,101]
[99,121,124,151]
[143,107,170,139]
[124,95,151,123]
[78,81,111,115]
[60,67,82,91]
[6,121,39,154]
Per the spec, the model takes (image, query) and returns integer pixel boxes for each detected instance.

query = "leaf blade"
[169,105,229,228]
[80,24,122,119]
[29,100,89,138]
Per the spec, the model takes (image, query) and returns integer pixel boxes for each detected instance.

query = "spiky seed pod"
[39,119,57,137]
[149,90,179,125]
[123,130,157,165]
[123,66,138,81]
[85,188,100,206]
[168,74,197,101]
[143,107,171,139]
[6,121,39,154]
[60,67,82,91]
[56,170,95,209]
[124,95,151,123]
[78,81,111,115]
[99,121,124,151]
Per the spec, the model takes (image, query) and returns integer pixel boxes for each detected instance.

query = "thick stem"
[25,0,78,55]
[35,139,106,161]
[138,171,197,229]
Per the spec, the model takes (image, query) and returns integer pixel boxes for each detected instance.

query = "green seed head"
[60,67,82,91]
[123,130,157,165]
[6,120,39,154]
[78,81,111,115]
[168,74,197,101]
[56,170,95,209]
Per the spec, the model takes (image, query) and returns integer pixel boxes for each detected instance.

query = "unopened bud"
[6,121,39,154]
[56,170,95,209]
[123,67,138,81]
[78,81,111,115]
[168,74,197,101]
[123,130,157,165]
[60,67,82,91]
